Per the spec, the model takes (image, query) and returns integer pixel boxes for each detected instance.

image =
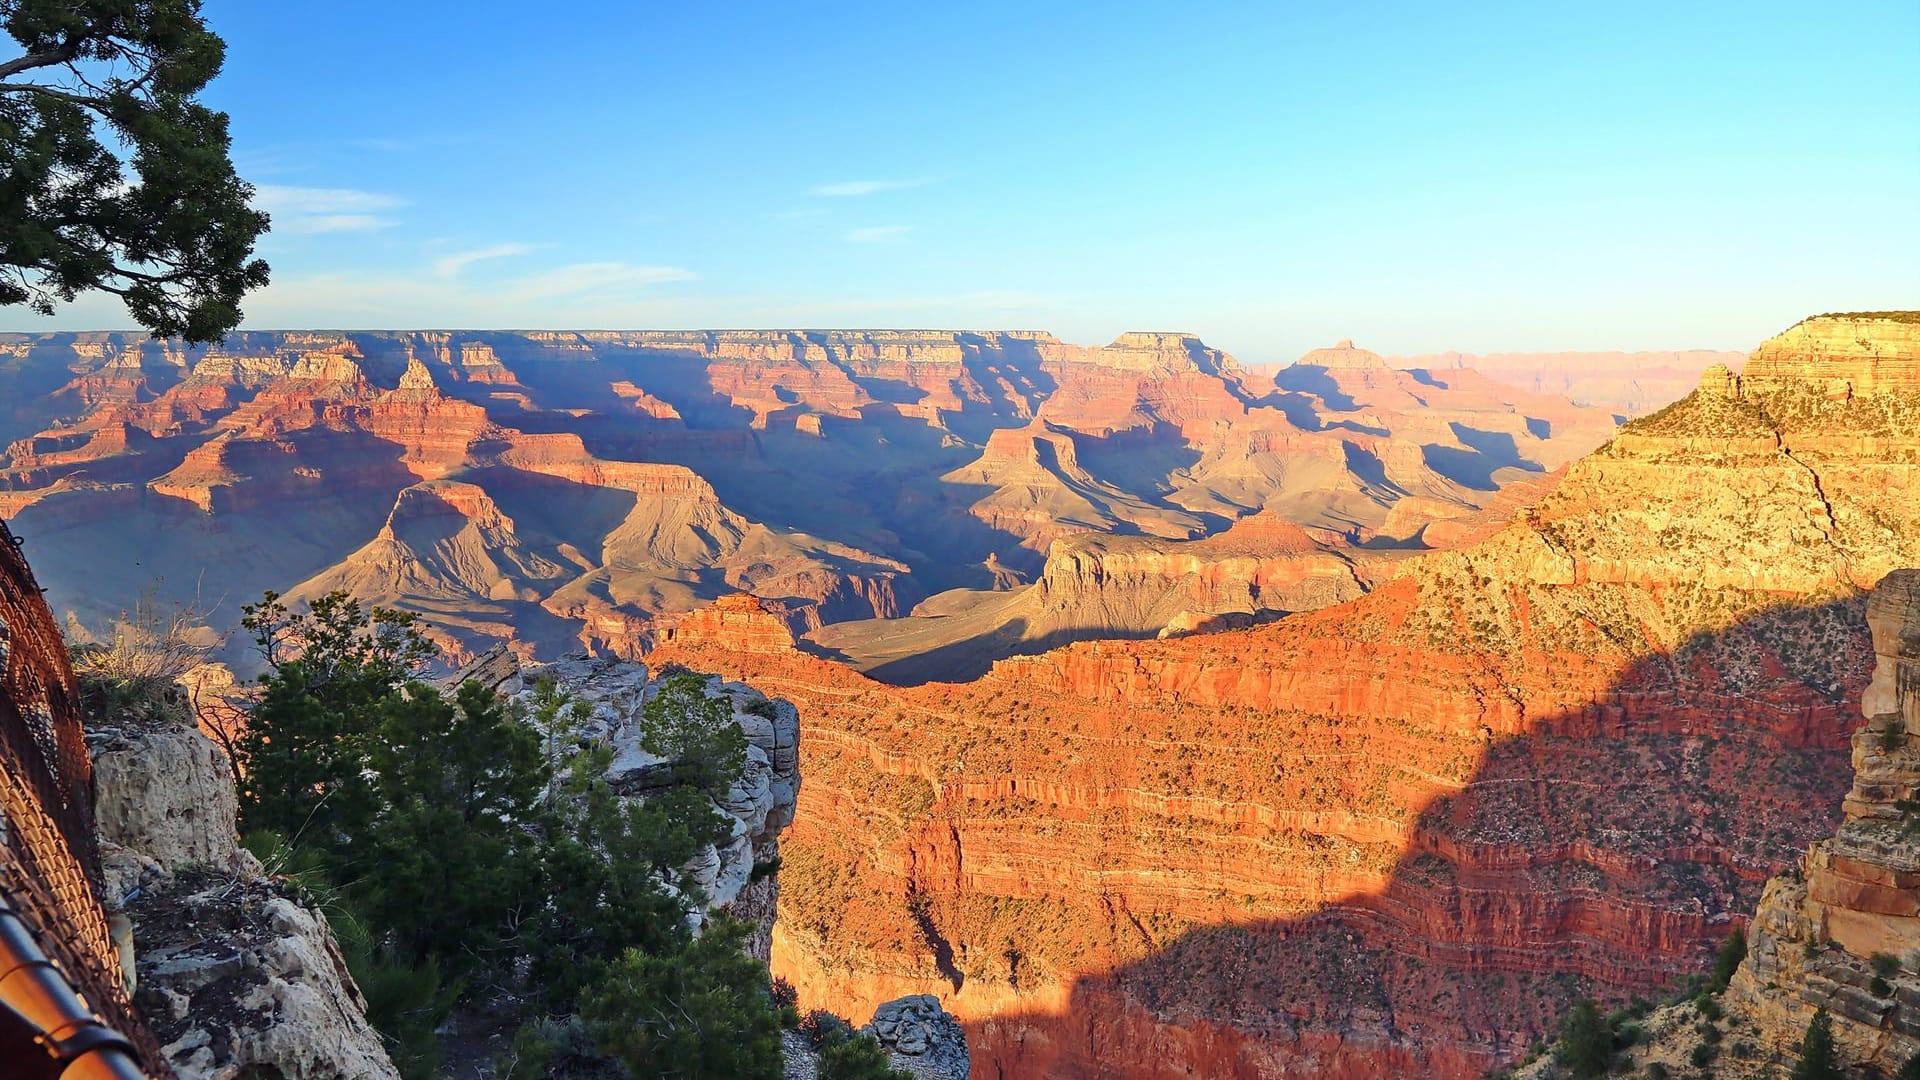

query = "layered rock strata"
[652,313,1920,1077]
[1717,568,1920,1074]
[806,514,1389,683]
[0,328,1620,674]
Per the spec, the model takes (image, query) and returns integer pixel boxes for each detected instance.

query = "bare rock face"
[89,721,241,901]
[88,719,399,1080]
[1743,312,1920,397]
[127,873,400,1080]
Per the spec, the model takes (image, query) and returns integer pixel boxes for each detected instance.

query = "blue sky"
[12,1,1920,362]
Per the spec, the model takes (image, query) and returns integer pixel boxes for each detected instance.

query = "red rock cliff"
[653,312,1920,1078]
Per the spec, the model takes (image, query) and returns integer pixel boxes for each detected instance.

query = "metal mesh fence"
[0,520,167,1074]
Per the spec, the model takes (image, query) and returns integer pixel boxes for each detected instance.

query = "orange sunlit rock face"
[653,314,1920,1077]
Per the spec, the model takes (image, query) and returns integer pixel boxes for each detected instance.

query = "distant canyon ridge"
[0,328,1727,675]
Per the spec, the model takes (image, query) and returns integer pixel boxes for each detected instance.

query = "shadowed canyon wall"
[651,312,1920,1077]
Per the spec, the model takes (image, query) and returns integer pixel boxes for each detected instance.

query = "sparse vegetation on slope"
[231,590,793,1077]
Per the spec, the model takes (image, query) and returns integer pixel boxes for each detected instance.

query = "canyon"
[0,329,1619,673]
[648,312,1920,1077]
[1,315,1904,1078]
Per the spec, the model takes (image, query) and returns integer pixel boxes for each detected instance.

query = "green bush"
[582,918,784,1080]
[1883,717,1907,751]
[819,1031,911,1080]
[639,672,750,795]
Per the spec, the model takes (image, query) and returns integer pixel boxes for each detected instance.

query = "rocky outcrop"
[781,994,970,1080]
[90,721,240,901]
[504,653,800,938]
[124,871,400,1080]
[863,995,971,1079]
[1715,569,1920,1074]
[652,312,1920,1078]
[86,717,399,1080]
[1295,338,1391,370]
[1743,311,1920,397]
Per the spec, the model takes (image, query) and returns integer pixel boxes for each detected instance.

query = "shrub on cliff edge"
[581,917,783,1079]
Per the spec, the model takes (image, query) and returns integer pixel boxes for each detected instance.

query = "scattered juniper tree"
[1711,928,1748,991]
[638,669,748,795]
[581,917,785,1080]
[1554,999,1612,1079]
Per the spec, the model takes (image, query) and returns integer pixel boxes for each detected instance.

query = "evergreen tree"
[1792,1010,1841,1080]
[1554,999,1611,1079]
[359,680,547,968]
[0,0,270,339]
[638,671,748,795]
[526,735,732,1007]
[235,591,435,867]
[1711,928,1748,990]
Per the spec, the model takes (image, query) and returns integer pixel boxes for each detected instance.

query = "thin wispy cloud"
[254,185,403,214]
[511,262,698,299]
[278,214,395,235]
[809,178,933,197]
[255,185,405,233]
[240,259,699,326]
[846,225,914,244]
[433,243,535,277]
